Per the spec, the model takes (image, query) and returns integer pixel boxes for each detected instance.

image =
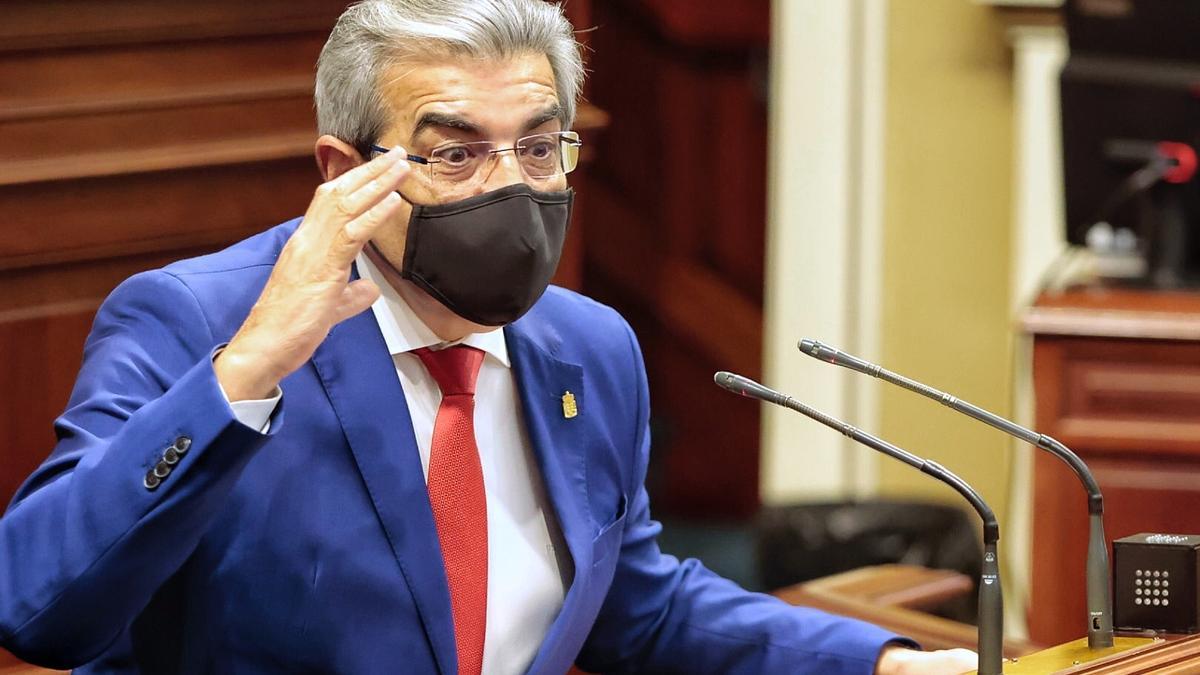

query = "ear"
[314,135,365,182]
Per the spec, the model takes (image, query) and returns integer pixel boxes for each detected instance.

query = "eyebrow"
[409,112,483,143]
[522,104,564,133]
[408,104,565,145]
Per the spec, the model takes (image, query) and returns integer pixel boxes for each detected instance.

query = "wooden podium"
[1023,286,1200,649]
[774,565,1200,674]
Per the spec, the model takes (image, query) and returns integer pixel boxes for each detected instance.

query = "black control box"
[1113,533,1200,634]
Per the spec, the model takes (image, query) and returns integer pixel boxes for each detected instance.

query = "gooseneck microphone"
[714,371,1003,675]
[797,338,1113,650]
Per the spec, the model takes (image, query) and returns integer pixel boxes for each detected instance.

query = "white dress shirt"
[227,254,571,674]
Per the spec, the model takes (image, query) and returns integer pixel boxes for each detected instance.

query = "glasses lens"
[559,132,580,175]
[515,133,563,178]
[517,132,582,179]
[429,142,491,183]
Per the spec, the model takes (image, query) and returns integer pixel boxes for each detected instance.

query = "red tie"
[414,345,488,675]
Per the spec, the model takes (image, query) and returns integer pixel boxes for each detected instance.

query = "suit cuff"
[212,346,281,433]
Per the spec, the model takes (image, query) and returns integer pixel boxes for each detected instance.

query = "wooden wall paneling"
[0,307,95,508]
[0,36,328,112]
[3,95,314,172]
[707,65,767,301]
[585,0,768,517]
[0,158,318,271]
[1027,290,1200,646]
[581,176,658,289]
[1029,336,1081,646]
[656,56,709,255]
[0,248,218,316]
[1054,340,1200,456]
[0,0,345,51]
[550,103,609,291]
[652,326,761,517]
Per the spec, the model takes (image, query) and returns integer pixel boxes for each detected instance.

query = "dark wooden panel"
[0,158,318,270]
[1042,338,1200,457]
[584,0,767,516]
[1030,448,1200,646]
[0,248,209,314]
[0,307,95,508]
[0,0,343,51]
[1027,286,1200,646]
[652,333,760,516]
[2,94,315,168]
[0,35,328,113]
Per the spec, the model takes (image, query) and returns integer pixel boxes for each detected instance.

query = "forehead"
[379,52,559,139]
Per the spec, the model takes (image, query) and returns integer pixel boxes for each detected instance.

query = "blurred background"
[3,0,1199,668]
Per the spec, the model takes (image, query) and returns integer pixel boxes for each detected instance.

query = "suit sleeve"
[0,270,278,668]
[574,319,916,675]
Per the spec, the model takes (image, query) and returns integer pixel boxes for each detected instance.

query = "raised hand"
[214,147,412,401]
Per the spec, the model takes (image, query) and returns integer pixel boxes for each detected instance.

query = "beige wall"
[876,1,1016,519]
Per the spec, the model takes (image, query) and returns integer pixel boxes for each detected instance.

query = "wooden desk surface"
[774,564,1041,657]
[1024,286,1200,341]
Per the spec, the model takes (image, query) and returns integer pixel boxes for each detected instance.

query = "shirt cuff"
[212,346,281,433]
[228,390,282,433]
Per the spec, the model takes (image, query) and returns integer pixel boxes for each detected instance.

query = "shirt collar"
[355,252,510,368]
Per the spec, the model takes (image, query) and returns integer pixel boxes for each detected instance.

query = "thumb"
[331,279,381,324]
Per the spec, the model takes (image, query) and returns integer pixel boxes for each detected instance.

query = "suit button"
[153,461,171,479]
[163,447,180,465]
[144,470,161,490]
[173,436,191,454]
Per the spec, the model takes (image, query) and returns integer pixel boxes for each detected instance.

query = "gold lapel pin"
[561,391,578,419]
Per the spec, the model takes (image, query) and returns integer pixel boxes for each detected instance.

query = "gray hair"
[315,0,584,153]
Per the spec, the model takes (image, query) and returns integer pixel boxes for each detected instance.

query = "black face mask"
[373,183,573,326]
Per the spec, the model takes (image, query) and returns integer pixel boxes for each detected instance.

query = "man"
[0,1,978,673]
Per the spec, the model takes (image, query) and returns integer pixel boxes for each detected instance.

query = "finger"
[335,158,412,222]
[331,279,381,324]
[329,145,408,195]
[331,191,405,263]
[308,146,408,224]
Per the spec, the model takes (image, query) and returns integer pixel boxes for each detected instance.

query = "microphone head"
[713,371,741,392]
[797,338,835,363]
[714,371,784,405]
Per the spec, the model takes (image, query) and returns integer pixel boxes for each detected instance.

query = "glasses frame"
[368,130,582,184]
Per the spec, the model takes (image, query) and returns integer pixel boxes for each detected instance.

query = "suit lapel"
[311,307,456,675]
[505,320,595,673]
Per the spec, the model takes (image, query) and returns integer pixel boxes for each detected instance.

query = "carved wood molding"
[1,76,314,124]
[1024,307,1200,341]
[0,1,342,53]
[0,131,315,187]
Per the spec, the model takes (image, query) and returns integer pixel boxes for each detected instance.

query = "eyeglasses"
[370,131,582,186]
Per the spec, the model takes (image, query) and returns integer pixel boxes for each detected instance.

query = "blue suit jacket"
[0,218,909,674]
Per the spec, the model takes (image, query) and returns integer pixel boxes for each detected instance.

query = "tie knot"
[414,345,485,396]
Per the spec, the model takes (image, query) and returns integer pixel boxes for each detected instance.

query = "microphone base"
[979,635,1157,674]
[1087,632,1115,650]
